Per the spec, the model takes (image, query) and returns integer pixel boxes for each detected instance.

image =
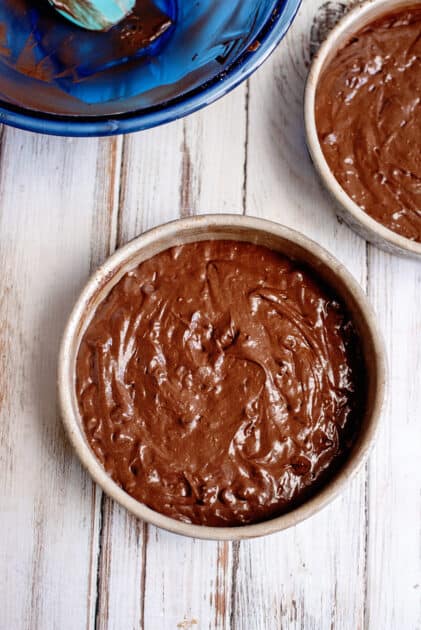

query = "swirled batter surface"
[316,6,421,242]
[76,241,364,526]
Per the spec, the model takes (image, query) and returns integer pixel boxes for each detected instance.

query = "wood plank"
[0,130,118,630]
[94,85,248,630]
[366,249,421,629]
[94,121,185,630]
[235,1,369,628]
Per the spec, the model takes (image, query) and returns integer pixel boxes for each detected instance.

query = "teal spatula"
[48,0,136,31]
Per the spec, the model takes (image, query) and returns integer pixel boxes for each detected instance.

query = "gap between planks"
[90,84,251,628]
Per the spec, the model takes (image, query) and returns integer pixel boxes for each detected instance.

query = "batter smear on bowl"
[315,5,421,242]
[76,241,365,526]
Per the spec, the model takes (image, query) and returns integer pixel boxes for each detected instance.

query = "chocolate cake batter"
[76,241,365,527]
[316,5,421,242]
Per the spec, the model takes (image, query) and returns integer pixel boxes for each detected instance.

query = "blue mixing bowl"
[0,0,301,136]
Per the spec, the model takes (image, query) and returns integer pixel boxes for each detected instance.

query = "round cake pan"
[58,215,386,540]
[304,0,421,259]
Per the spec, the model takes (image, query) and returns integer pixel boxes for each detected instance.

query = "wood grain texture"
[234,3,368,629]
[94,86,248,630]
[366,249,421,630]
[0,131,117,630]
[0,0,420,628]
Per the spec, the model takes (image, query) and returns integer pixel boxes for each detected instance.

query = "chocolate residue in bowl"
[0,0,290,119]
[2,0,173,80]
[315,5,421,242]
[76,241,365,527]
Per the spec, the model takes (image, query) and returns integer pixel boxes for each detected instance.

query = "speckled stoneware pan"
[305,0,421,259]
[58,215,386,541]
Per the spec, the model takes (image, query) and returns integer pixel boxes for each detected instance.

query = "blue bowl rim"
[0,0,301,136]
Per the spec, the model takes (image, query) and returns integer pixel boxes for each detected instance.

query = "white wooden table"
[1,1,420,628]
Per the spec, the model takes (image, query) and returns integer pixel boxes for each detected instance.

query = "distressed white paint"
[0,1,420,628]
[234,4,368,629]
[366,250,421,630]
[97,86,247,630]
[0,131,116,630]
